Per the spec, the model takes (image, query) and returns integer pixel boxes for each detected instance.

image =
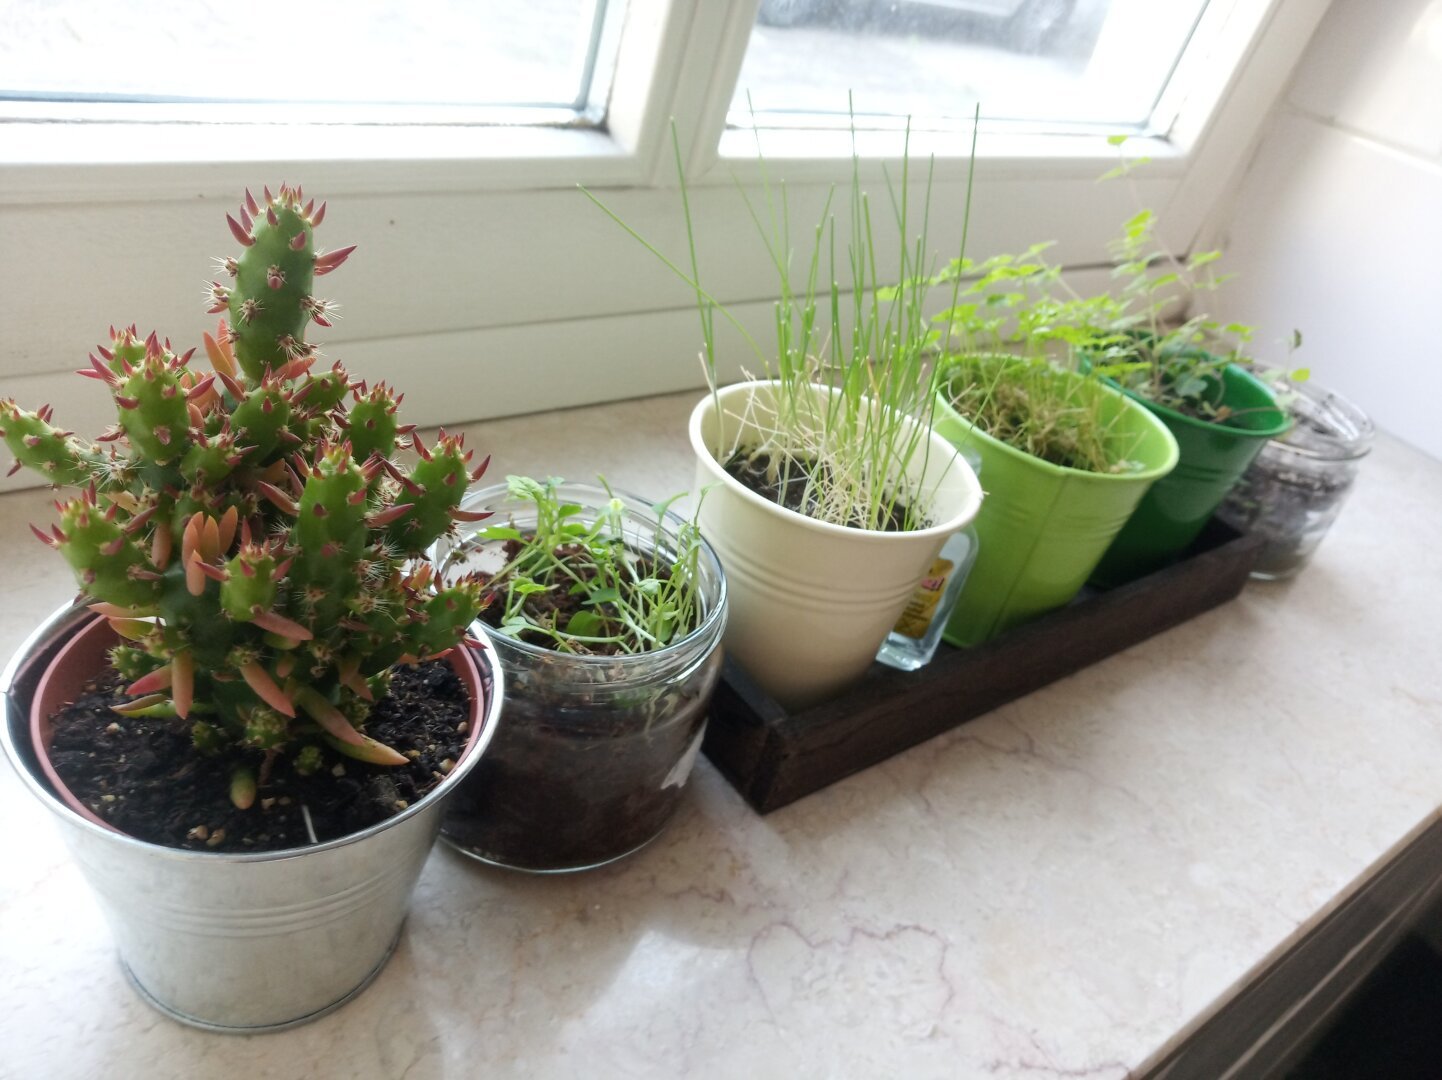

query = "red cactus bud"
[87,352,121,384]
[185,552,207,596]
[250,609,314,641]
[290,231,307,251]
[186,373,217,401]
[197,561,229,584]
[450,508,494,523]
[266,206,278,227]
[226,213,255,247]
[87,601,151,619]
[151,525,172,569]
[173,651,195,719]
[218,504,239,552]
[244,188,260,216]
[126,666,173,696]
[313,245,356,275]
[312,201,327,226]
[366,503,414,527]
[28,523,57,547]
[113,396,141,410]
[240,662,295,717]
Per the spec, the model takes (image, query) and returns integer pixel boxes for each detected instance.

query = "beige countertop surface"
[2,389,1440,1079]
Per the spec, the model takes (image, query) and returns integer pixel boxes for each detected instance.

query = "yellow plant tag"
[892,557,954,640]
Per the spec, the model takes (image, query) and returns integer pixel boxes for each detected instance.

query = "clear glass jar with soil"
[1217,377,1374,580]
[435,483,727,872]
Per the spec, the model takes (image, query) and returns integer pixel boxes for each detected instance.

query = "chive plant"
[583,100,980,533]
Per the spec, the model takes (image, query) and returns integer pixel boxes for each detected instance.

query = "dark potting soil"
[443,647,720,871]
[45,661,470,853]
[723,449,911,531]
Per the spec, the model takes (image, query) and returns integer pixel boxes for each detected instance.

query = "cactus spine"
[1,185,486,809]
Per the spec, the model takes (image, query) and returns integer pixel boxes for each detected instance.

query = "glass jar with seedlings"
[1217,377,1374,580]
[436,477,726,872]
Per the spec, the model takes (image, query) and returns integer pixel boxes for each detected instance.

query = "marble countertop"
[2,390,1440,1079]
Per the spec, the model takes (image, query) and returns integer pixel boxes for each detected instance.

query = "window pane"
[731,0,1210,132]
[0,0,617,115]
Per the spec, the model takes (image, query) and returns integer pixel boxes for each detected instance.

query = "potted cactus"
[0,185,503,1031]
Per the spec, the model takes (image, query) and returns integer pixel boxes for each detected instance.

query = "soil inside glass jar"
[440,645,720,871]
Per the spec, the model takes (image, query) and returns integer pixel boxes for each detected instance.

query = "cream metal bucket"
[689,380,983,711]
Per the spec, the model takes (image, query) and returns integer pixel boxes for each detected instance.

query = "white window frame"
[0,0,1333,493]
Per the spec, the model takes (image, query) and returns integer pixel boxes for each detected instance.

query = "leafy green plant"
[927,243,1147,473]
[1060,138,1307,422]
[582,100,978,532]
[460,476,706,656]
[1,186,487,810]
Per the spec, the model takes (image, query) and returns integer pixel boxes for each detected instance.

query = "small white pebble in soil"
[457,721,469,735]
[187,825,210,841]
[206,829,226,848]
[439,758,455,774]
[104,722,122,735]
[393,799,409,810]
[331,763,346,777]
[261,797,276,811]
[405,749,421,760]
[100,794,117,803]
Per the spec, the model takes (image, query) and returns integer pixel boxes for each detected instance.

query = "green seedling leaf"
[564,610,606,638]
[478,525,523,541]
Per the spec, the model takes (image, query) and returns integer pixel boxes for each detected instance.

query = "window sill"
[0,115,641,202]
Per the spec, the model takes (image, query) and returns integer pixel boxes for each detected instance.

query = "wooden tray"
[701,519,1265,814]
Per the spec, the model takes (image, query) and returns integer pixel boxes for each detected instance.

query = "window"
[730,0,1210,134]
[0,0,1336,494]
[0,0,624,124]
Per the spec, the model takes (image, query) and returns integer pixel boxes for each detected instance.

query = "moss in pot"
[437,476,727,873]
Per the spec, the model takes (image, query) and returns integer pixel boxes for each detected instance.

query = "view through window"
[730,0,1211,132]
[0,0,620,117]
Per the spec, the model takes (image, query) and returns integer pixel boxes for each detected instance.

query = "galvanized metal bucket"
[0,603,503,1033]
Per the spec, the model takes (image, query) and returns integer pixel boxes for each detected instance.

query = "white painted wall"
[1211,0,1442,459]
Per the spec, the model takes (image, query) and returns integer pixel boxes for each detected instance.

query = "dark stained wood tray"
[701,519,1264,814]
